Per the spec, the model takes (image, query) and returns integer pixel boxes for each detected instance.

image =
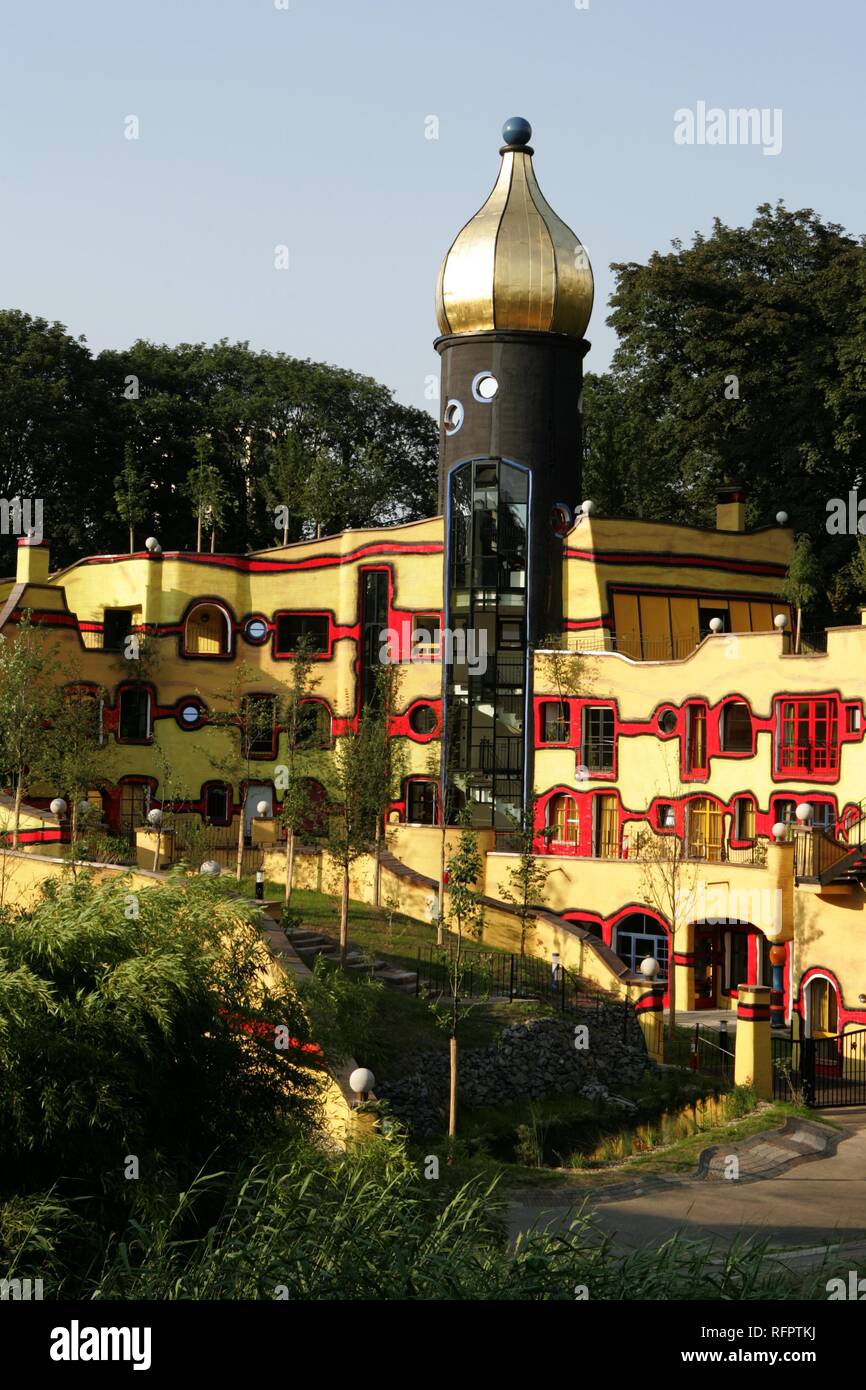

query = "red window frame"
[777,698,839,777]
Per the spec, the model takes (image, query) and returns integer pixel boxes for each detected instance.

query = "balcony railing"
[778,744,839,774]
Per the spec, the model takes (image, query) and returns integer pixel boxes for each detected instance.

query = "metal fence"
[415,944,626,1025]
[772,1026,866,1107]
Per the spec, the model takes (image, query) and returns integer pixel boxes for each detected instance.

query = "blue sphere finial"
[502,116,532,147]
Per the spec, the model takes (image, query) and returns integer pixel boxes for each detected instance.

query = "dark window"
[103,609,133,652]
[206,785,230,823]
[296,701,331,749]
[699,606,728,638]
[727,932,750,992]
[243,696,276,755]
[409,704,437,736]
[722,701,752,753]
[361,570,389,708]
[658,709,678,734]
[734,796,756,841]
[542,702,569,744]
[118,688,150,740]
[583,706,615,771]
[275,614,329,655]
[407,780,438,824]
[410,614,441,654]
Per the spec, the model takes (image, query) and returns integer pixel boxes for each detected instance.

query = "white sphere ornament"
[581,499,595,516]
[349,1067,375,1096]
[199,860,221,877]
[50,797,67,817]
[796,802,813,824]
[145,536,159,552]
[147,808,162,827]
[639,956,660,980]
[772,822,788,843]
[776,512,788,525]
[774,613,788,630]
[78,799,91,817]
[708,617,723,633]
[256,800,269,817]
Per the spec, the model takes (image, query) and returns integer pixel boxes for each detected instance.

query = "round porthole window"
[180,703,202,726]
[472,371,499,402]
[245,617,269,644]
[409,704,437,736]
[443,399,464,435]
[657,709,678,734]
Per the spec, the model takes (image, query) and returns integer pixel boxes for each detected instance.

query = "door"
[118,782,150,840]
[244,784,273,845]
[693,926,718,1008]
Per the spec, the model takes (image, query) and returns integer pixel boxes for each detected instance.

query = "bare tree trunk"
[373,817,382,908]
[210,528,216,553]
[129,523,134,554]
[70,799,78,878]
[152,821,162,871]
[339,865,349,965]
[285,827,295,906]
[437,824,446,946]
[196,512,202,552]
[667,922,677,1041]
[795,604,802,655]
[12,777,23,850]
[235,800,245,881]
[448,1036,458,1140]
[283,520,289,545]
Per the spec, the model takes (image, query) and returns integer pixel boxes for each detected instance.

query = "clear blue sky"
[1,0,862,413]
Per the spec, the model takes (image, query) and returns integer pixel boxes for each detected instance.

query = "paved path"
[508,1109,866,1259]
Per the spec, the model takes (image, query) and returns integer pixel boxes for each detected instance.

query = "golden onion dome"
[435,117,594,340]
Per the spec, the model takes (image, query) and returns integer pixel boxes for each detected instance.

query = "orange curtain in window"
[549,794,579,846]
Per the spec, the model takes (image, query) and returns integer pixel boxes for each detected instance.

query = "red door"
[693,927,718,1009]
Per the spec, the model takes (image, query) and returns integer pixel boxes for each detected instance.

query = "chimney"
[16,536,50,585]
[716,484,746,533]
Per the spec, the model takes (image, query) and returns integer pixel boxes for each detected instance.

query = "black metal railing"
[415,944,624,1023]
[773,1027,866,1107]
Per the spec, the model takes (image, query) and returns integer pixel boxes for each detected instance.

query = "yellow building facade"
[2,115,864,1051]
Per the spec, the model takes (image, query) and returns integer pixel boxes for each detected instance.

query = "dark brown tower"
[434,118,594,831]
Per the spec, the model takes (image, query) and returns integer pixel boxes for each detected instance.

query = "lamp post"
[147,806,163,871]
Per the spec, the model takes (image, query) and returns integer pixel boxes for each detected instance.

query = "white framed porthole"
[443,399,464,435]
[244,616,269,645]
[179,702,204,729]
[472,371,499,402]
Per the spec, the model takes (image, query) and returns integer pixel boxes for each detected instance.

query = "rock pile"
[376,1008,655,1137]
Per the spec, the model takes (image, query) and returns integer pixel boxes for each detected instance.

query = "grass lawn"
[421,1095,812,1193]
[243,879,513,975]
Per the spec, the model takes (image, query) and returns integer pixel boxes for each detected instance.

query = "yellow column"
[734,984,773,1099]
[635,981,666,1064]
[674,918,695,1012]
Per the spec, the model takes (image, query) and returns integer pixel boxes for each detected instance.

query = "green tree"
[501,797,550,959]
[328,722,378,967]
[184,435,232,551]
[783,534,824,653]
[582,203,866,622]
[0,614,59,848]
[363,665,407,909]
[39,679,109,869]
[203,665,277,880]
[277,636,322,906]
[0,873,317,1200]
[113,442,151,553]
[441,810,484,1141]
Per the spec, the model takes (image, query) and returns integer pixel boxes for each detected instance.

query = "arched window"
[204,783,231,825]
[296,700,332,750]
[547,793,579,847]
[806,976,839,1038]
[185,603,231,656]
[614,913,669,979]
[722,701,752,753]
